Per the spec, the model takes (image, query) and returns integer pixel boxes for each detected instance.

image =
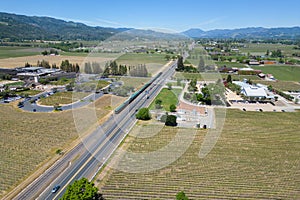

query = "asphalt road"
[13,61,177,200]
[20,90,104,112]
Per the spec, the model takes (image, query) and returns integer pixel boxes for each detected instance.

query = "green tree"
[176,55,184,71]
[136,108,151,120]
[226,74,232,84]
[176,191,189,200]
[165,115,177,126]
[170,104,176,112]
[41,50,48,56]
[165,54,171,61]
[60,177,105,200]
[38,60,51,68]
[155,99,162,109]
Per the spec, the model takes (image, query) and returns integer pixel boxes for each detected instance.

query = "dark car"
[51,185,60,193]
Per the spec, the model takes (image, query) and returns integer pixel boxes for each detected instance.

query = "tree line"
[25,59,80,73]
[83,61,148,77]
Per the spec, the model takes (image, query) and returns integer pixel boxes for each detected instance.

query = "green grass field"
[240,43,299,56]
[38,91,88,106]
[252,65,300,81]
[174,72,259,82]
[116,53,167,65]
[16,90,42,97]
[149,88,181,111]
[99,109,300,199]
[216,61,247,68]
[0,46,41,59]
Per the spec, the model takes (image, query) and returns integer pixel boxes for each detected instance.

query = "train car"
[114,72,163,114]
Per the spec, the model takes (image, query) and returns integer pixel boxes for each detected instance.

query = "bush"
[165,115,177,126]
[176,191,189,200]
[170,104,176,112]
[160,114,168,123]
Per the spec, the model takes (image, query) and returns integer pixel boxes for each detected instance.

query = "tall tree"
[198,56,205,72]
[176,55,184,71]
[226,74,232,84]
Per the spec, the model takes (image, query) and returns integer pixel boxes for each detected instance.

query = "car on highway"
[51,185,60,193]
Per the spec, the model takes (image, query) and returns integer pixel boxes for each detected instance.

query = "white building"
[233,81,273,100]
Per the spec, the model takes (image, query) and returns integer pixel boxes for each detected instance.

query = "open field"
[115,53,168,77]
[0,94,123,197]
[175,72,259,81]
[253,80,300,91]
[0,54,118,69]
[116,53,167,65]
[120,77,151,89]
[149,88,181,111]
[38,91,89,106]
[187,46,215,66]
[216,61,247,68]
[16,90,42,97]
[0,46,42,59]
[98,109,300,199]
[252,65,300,81]
[240,43,299,56]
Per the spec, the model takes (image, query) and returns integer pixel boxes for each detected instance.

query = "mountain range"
[0,12,300,41]
[182,27,300,39]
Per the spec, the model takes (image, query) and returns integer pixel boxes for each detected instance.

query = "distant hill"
[0,12,129,41]
[1,12,300,41]
[182,27,300,39]
[0,12,187,41]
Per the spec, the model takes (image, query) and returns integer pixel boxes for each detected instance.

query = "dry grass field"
[0,94,124,197]
[0,54,118,69]
[98,109,300,199]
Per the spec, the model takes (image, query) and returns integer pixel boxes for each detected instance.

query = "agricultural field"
[0,94,123,197]
[98,109,300,199]
[187,46,215,66]
[0,104,77,197]
[115,53,169,77]
[223,74,260,81]
[149,88,182,111]
[174,72,259,82]
[116,53,167,65]
[0,54,118,69]
[216,61,247,68]
[253,80,300,91]
[240,43,299,56]
[0,46,41,59]
[252,65,300,81]
[120,77,151,89]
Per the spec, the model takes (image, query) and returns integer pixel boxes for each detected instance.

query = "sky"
[1,0,300,32]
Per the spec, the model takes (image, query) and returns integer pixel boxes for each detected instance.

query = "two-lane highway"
[12,60,177,200]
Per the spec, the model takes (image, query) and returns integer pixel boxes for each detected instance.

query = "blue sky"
[1,0,300,32]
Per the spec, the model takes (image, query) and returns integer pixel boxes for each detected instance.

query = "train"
[114,72,163,114]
